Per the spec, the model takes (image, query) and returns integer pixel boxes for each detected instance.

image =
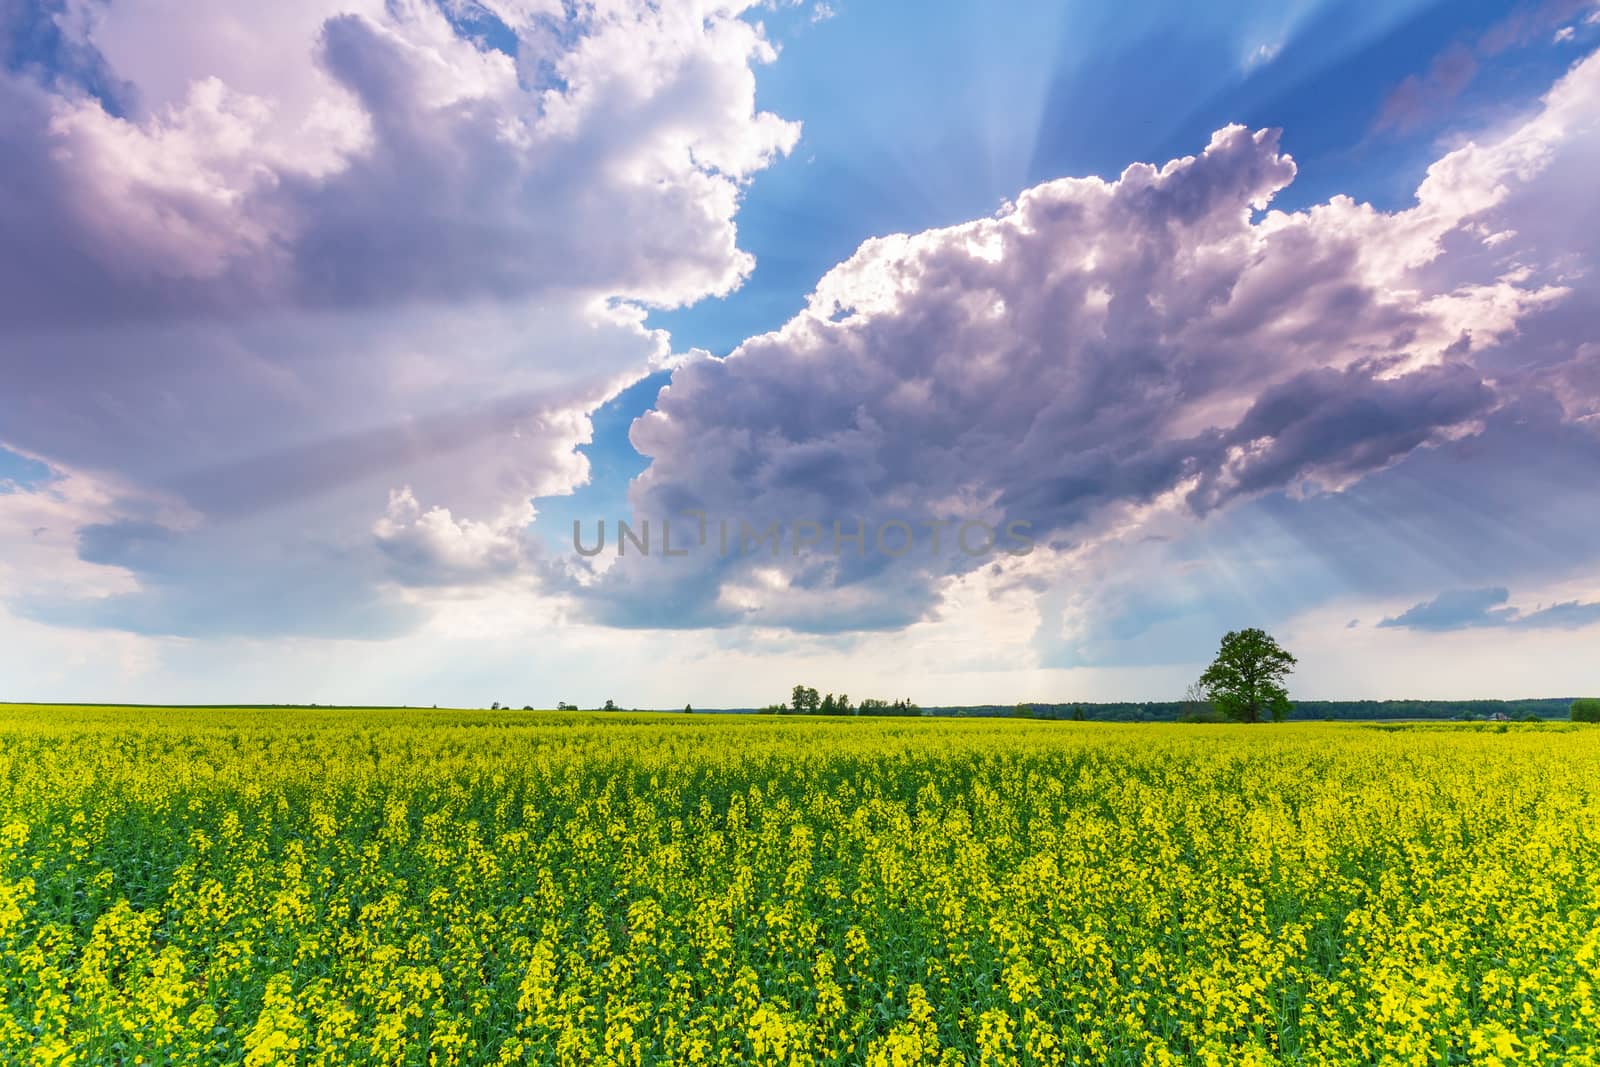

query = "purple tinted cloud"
[4,8,1600,658]
[0,0,798,635]
[1379,587,1600,631]
[578,67,1600,634]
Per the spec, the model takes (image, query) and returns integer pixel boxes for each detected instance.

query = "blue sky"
[0,447,51,492]
[2,0,1599,706]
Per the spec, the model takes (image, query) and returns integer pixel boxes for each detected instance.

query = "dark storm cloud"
[1189,361,1497,512]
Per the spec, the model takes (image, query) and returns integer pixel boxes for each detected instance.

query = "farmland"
[2,707,1597,1065]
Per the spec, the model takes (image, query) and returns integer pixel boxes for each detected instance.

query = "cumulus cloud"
[7,0,1600,677]
[2,0,799,319]
[373,486,532,586]
[581,52,1600,640]
[0,0,798,635]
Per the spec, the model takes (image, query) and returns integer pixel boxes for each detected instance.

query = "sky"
[2,0,1599,708]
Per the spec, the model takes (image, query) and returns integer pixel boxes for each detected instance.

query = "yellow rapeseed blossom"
[1,706,1598,1065]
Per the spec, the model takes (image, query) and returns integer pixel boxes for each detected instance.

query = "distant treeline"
[924,699,1580,721]
[10,699,1585,721]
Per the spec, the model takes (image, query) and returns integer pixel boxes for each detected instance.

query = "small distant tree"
[1199,628,1297,723]
[820,693,837,715]
[522,705,533,711]
[1012,702,1034,718]
[1177,681,1225,723]
[490,702,501,710]
[1572,698,1600,723]
[790,685,820,714]
[684,704,693,714]
[603,699,617,711]
[1071,704,1086,721]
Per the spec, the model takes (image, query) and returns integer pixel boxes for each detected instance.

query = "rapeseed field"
[1,707,1596,1066]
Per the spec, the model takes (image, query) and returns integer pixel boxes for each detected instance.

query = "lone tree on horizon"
[1199,628,1297,723]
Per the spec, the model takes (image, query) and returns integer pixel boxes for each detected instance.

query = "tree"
[1177,681,1225,723]
[603,699,617,711]
[1198,629,1297,723]
[1572,698,1600,723]
[789,685,820,714]
[684,704,693,714]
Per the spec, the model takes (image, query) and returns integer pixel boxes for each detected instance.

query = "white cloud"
[0,0,800,637]
[1245,40,1282,68]
[373,486,533,586]
[0,461,149,603]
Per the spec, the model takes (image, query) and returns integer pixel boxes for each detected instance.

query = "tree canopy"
[1198,629,1297,723]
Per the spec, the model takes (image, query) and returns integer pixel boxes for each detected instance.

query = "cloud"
[6,2,1600,684]
[1,0,800,321]
[0,445,53,493]
[1021,397,1600,668]
[1244,41,1283,69]
[1376,0,1596,134]
[0,459,143,603]
[579,56,1600,636]
[1376,42,1478,135]
[1479,0,1598,55]
[372,486,533,587]
[1378,587,1518,631]
[1187,361,1495,511]
[1379,586,1600,631]
[0,0,798,637]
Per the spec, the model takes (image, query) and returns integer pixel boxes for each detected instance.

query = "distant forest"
[922,699,1579,722]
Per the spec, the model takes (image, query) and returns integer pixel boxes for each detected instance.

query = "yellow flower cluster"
[1,706,1598,1065]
